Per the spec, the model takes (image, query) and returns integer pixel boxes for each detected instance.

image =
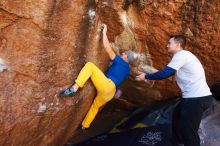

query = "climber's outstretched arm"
[102,24,116,60]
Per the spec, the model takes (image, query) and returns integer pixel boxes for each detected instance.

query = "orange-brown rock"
[0,0,219,145]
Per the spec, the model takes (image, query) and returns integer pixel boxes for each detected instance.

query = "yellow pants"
[75,62,116,128]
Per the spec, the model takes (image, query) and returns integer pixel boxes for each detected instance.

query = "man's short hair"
[170,35,186,49]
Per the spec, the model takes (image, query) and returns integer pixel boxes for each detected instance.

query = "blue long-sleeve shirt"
[106,55,130,87]
[145,66,176,80]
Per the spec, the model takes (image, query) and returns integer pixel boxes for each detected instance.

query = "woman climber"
[59,24,135,130]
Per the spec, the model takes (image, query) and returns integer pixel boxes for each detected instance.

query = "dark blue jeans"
[172,95,213,146]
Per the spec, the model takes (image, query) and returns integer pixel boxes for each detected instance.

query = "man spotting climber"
[136,35,213,146]
[58,24,135,130]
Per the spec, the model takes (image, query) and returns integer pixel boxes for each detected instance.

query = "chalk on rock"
[0,58,8,72]
[88,9,96,18]
[37,103,47,113]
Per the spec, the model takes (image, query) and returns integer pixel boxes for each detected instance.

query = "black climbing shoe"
[59,87,76,97]
[76,125,86,132]
[81,126,86,131]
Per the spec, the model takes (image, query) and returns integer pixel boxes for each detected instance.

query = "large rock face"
[0,0,219,145]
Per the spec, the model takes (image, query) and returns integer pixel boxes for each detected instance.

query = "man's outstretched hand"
[135,71,146,81]
[135,71,150,83]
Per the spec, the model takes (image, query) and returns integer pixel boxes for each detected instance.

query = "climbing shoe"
[59,86,76,97]
[81,126,86,131]
[76,125,86,132]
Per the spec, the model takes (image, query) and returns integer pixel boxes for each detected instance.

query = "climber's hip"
[94,78,116,101]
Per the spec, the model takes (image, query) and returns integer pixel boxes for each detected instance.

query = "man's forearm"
[145,66,176,80]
